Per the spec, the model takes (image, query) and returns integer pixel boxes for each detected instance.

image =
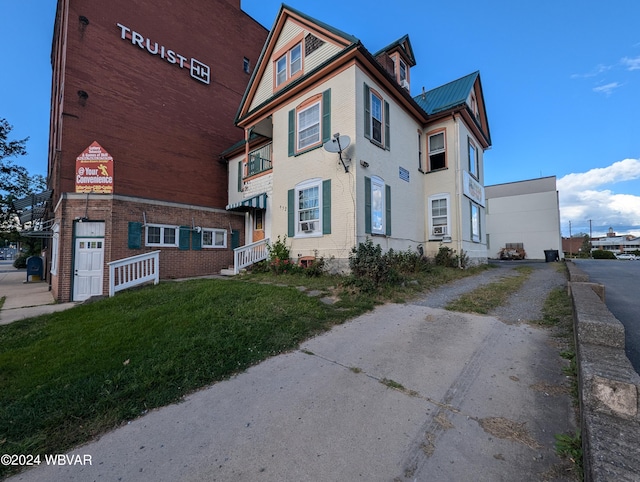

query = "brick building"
[46,0,267,301]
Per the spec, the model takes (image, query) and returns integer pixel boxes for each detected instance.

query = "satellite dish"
[323,134,351,153]
[323,134,351,172]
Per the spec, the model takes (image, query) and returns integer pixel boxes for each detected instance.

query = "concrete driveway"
[8,263,576,481]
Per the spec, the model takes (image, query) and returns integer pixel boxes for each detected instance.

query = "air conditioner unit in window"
[301,221,315,232]
[400,79,410,90]
[433,226,446,236]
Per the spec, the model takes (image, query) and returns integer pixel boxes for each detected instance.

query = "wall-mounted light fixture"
[360,160,369,168]
[79,15,89,26]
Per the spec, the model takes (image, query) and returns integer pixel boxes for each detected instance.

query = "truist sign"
[116,23,210,85]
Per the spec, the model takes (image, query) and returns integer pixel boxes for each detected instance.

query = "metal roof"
[413,71,479,115]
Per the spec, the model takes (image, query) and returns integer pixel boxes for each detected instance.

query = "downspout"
[453,113,463,268]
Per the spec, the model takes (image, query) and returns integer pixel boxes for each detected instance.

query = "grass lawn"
[0,265,485,476]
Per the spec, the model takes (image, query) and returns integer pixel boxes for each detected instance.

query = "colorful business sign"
[75,141,114,193]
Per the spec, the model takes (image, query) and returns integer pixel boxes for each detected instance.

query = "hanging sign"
[75,141,114,194]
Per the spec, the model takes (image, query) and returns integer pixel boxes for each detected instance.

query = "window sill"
[426,167,448,174]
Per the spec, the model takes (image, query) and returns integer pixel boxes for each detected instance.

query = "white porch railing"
[233,238,269,274]
[108,250,160,297]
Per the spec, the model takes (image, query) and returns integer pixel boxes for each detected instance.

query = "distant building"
[591,228,640,254]
[485,176,562,260]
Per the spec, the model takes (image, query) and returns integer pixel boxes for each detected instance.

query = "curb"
[566,261,640,481]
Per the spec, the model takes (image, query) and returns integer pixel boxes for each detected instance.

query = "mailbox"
[26,256,44,282]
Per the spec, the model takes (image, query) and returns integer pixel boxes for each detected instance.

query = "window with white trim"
[470,201,481,243]
[296,180,321,236]
[297,101,320,150]
[363,83,390,149]
[429,194,450,238]
[146,224,178,247]
[428,131,446,171]
[365,176,391,236]
[202,228,227,248]
[371,176,385,235]
[50,223,60,275]
[468,138,478,179]
[275,42,302,87]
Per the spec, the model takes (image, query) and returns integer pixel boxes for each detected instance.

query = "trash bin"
[26,256,44,282]
[544,250,559,262]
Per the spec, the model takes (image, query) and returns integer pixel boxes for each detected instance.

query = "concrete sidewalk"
[0,261,77,325]
[7,262,577,481]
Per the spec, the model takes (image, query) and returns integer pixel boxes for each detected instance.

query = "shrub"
[591,249,616,259]
[13,254,28,269]
[435,245,469,268]
[266,236,292,274]
[304,257,326,277]
[348,238,398,292]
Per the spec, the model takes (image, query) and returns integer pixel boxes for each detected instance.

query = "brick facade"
[47,0,267,301]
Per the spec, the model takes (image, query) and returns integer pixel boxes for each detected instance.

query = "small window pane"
[202,231,213,246]
[371,180,384,234]
[371,94,382,143]
[290,44,302,75]
[276,56,287,85]
[429,133,444,152]
[163,228,176,245]
[215,231,225,246]
[147,226,160,244]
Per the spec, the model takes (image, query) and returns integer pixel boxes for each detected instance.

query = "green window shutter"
[127,222,142,249]
[322,89,331,144]
[322,179,331,234]
[288,109,295,156]
[231,230,240,250]
[364,176,372,234]
[287,188,295,237]
[385,185,392,236]
[179,226,190,250]
[363,83,371,139]
[384,101,390,150]
[237,161,243,192]
[191,230,202,250]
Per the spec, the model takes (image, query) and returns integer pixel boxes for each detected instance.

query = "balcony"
[245,142,272,178]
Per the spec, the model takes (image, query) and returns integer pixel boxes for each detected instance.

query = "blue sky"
[2,0,640,237]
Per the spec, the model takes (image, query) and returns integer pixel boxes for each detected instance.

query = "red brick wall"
[50,194,246,302]
[52,0,267,208]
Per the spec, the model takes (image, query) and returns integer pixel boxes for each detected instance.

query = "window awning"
[225,193,267,211]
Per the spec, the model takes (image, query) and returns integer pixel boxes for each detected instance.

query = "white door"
[73,220,106,302]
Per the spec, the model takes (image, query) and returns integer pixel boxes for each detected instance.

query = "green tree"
[579,234,592,257]
[0,118,45,230]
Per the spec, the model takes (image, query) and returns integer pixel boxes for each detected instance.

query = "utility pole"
[569,221,572,258]
[589,219,593,258]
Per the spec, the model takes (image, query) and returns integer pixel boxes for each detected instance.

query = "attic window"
[305,33,325,56]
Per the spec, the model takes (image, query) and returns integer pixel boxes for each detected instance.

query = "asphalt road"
[573,258,640,375]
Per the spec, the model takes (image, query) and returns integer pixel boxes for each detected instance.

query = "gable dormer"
[237,5,359,119]
[373,35,416,92]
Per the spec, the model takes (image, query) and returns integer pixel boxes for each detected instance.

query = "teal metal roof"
[414,71,479,115]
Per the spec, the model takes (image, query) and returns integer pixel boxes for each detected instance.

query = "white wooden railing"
[233,238,269,274]
[108,250,160,297]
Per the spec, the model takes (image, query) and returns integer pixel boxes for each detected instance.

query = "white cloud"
[570,64,612,79]
[592,81,622,95]
[558,159,640,235]
[622,56,640,71]
[557,158,640,191]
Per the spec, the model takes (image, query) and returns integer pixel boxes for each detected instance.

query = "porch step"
[219,268,236,276]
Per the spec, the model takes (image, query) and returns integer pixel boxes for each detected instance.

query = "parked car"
[615,253,637,260]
